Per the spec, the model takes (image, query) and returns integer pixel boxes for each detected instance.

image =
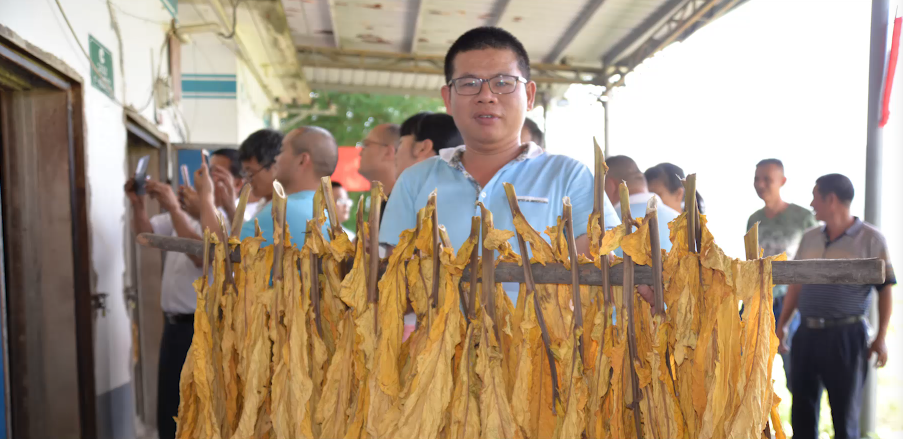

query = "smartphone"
[201,149,210,167]
[133,155,150,195]
[180,164,192,188]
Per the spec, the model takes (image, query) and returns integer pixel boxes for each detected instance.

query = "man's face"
[209,155,243,194]
[358,126,395,179]
[753,164,785,202]
[441,48,536,149]
[810,185,830,221]
[332,187,352,223]
[241,157,275,199]
[274,137,303,185]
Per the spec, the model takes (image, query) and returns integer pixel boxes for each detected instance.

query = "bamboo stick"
[319,176,343,239]
[592,138,612,306]
[367,182,384,329]
[478,202,501,344]
[466,217,480,321]
[271,181,288,282]
[619,183,644,439]
[683,174,698,253]
[504,182,560,412]
[646,197,665,316]
[230,183,252,239]
[745,223,760,261]
[429,192,441,308]
[562,197,585,364]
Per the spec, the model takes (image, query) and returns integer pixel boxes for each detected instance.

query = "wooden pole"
[367,182,384,329]
[562,197,585,364]
[136,233,887,286]
[646,197,665,316]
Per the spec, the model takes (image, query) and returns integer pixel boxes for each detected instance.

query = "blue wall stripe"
[182,79,236,94]
[182,73,237,78]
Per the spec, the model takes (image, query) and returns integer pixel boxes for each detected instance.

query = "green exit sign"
[88,35,114,100]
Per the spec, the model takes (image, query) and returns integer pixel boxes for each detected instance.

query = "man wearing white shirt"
[605,155,681,252]
[125,177,230,439]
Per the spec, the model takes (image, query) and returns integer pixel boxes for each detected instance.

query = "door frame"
[123,109,169,432]
[0,27,95,439]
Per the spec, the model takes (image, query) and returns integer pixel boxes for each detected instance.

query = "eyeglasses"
[335,198,353,207]
[239,164,270,180]
[447,74,527,96]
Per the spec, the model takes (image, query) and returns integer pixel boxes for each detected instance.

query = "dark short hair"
[644,162,706,214]
[238,129,283,168]
[756,158,784,170]
[816,173,854,205]
[211,148,241,178]
[522,118,543,147]
[444,27,531,83]
[415,113,463,153]
[331,181,344,189]
[401,112,431,137]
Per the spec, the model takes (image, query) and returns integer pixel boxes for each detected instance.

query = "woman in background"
[644,162,706,214]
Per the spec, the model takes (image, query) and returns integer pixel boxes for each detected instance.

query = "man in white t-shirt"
[125,176,229,439]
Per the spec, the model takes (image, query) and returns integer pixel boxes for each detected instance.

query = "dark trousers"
[790,320,869,439]
[157,317,195,439]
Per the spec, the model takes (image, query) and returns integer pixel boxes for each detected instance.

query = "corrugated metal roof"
[282,0,746,96]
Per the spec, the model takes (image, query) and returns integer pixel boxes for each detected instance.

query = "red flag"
[880,13,901,127]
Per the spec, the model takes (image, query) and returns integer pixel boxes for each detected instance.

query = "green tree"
[282,90,445,232]
[282,90,445,145]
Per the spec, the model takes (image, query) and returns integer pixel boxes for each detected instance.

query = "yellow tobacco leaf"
[386,272,462,439]
[599,224,626,257]
[175,343,198,439]
[512,214,555,266]
[189,261,222,439]
[477,311,523,439]
[316,312,357,439]
[339,223,369,315]
[448,325,480,439]
[621,217,652,267]
[552,331,588,439]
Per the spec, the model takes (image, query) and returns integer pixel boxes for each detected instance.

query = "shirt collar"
[612,192,659,212]
[438,142,544,164]
[822,217,863,242]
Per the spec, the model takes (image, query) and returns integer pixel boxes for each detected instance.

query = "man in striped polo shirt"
[776,173,895,439]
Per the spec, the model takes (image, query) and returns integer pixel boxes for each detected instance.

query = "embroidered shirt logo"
[516,196,549,204]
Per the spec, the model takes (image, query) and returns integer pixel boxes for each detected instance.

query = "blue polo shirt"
[380,142,621,273]
[613,192,681,256]
[240,190,320,247]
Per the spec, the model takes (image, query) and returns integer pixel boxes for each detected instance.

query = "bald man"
[195,126,339,248]
[605,155,680,252]
[358,123,401,195]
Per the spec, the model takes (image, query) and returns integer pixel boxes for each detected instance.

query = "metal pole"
[862,0,889,435]
[602,99,610,158]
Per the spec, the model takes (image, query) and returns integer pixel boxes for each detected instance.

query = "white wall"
[237,60,270,140]
[0,0,184,400]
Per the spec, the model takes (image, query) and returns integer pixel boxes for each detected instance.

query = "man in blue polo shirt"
[379,27,621,303]
[196,126,338,247]
[776,174,895,439]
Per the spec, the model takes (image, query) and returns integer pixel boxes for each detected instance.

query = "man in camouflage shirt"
[747,159,817,390]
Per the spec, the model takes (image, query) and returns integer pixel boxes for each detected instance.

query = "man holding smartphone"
[124,170,230,439]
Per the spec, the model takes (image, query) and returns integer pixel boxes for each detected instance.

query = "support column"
[861,0,889,435]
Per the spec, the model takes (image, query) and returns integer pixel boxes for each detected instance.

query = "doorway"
[123,112,168,438]
[0,32,95,439]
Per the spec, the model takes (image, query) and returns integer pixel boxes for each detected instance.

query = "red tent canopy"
[331,146,370,192]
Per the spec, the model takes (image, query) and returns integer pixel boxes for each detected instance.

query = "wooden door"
[124,137,166,433]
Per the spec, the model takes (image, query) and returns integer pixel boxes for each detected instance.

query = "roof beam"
[308,82,439,97]
[408,0,425,53]
[601,0,690,66]
[607,0,746,90]
[543,0,609,64]
[296,46,606,85]
[485,0,514,27]
[326,0,341,48]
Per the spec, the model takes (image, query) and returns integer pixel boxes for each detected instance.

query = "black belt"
[803,315,863,329]
[164,313,194,325]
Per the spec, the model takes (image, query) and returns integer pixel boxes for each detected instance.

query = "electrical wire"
[219,0,243,39]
